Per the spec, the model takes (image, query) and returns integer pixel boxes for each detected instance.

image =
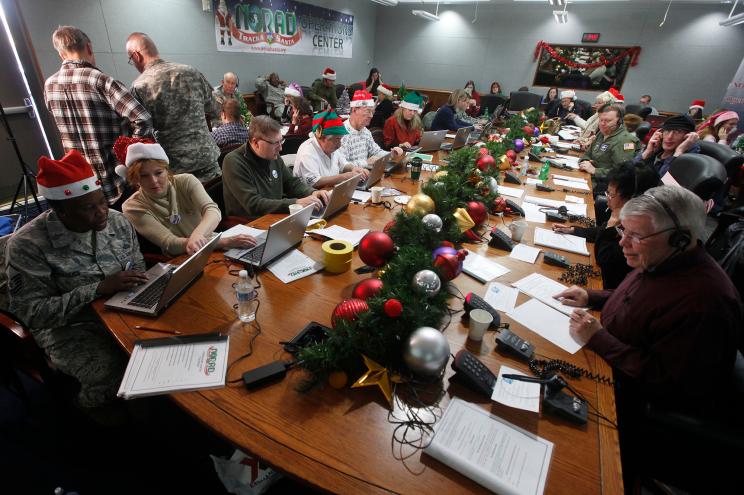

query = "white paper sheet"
[551,174,587,184]
[525,178,543,185]
[558,130,578,141]
[484,282,519,313]
[509,244,541,264]
[522,202,547,224]
[445,133,457,139]
[310,225,369,247]
[554,179,590,190]
[352,190,371,202]
[267,249,323,284]
[523,195,563,208]
[550,157,579,169]
[117,334,229,399]
[564,203,587,216]
[425,398,553,495]
[507,299,583,354]
[492,365,541,413]
[497,185,525,198]
[564,195,585,204]
[221,224,266,239]
[511,272,585,316]
[462,250,510,283]
[533,227,590,256]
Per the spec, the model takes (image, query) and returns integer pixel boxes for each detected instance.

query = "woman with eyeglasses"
[116,137,256,256]
[553,162,659,288]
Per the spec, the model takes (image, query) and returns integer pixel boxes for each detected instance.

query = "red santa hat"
[377,83,393,97]
[321,67,336,80]
[350,89,375,108]
[608,87,624,103]
[113,136,168,178]
[37,150,101,200]
[689,99,705,111]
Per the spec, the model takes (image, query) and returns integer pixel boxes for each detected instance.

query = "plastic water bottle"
[520,155,529,177]
[539,160,550,181]
[236,270,257,322]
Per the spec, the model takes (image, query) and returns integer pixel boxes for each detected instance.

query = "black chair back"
[282,135,307,155]
[575,99,593,120]
[479,95,506,116]
[348,83,363,93]
[635,122,652,142]
[698,141,744,181]
[668,153,726,201]
[204,176,226,219]
[508,91,542,111]
[369,128,384,149]
[300,86,311,98]
[335,84,345,98]
[218,143,241,168]
[625,104,642,116]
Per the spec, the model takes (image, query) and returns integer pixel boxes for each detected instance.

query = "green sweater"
[308,78,338,112]
[222,144,314,220]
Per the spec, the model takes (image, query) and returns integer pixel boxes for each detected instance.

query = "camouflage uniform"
[212,85,248,127]
[308,78,338,112]
[6,209,145,408]
[131,59,221,181]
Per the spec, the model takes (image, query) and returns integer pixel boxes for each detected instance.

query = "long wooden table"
[94,149,622,494]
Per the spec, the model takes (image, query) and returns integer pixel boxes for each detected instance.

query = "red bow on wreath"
[533,41,641,69]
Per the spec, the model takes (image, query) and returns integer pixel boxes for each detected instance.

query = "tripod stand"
[0,100,43,224]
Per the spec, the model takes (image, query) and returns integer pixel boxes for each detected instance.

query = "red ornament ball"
[440,240,455,249]
[522,125,533,135]
[359,231,395,267]
[383,220,396,234]
[352,278,383,301]
[383,298,403,318]
[492,197,507,213]
[506,150,517,162]
[466,201,488,226]
[331,298,369,328]
[479,147,489,155]
[476,153,496,172]
[539,135,550,144]
[434,249,467,281]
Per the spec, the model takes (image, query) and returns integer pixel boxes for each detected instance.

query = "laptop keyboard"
[240,242,266,264]
[129,266,175,308]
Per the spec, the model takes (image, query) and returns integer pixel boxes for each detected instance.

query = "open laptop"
[402,130,447,153]
[312,173,360,219]
[357,154,387,191]
[440,126,474,151]
[104,233,222,317]
[225,204,314,268]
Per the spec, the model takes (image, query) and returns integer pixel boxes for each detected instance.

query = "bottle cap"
[239,270,248,278]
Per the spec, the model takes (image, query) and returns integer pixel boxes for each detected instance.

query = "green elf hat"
[400,91,423,112]
[312,109,348,136]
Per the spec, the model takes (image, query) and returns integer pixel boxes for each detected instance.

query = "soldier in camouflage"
[212,71,249,127]
[6,151,147,409]
[126,32,221,182]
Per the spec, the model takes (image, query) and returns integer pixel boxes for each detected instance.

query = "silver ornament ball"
[486,176,498,194]
[421,213,443,233]
[412,269,441,297]
[403,327,451,377]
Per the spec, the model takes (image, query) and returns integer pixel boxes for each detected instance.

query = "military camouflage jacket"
[6,209,144,348]
[131,59,221,181]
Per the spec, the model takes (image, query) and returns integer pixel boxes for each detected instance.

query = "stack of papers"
[511,272,584,316]
[462,250,510,283]
[118,333,229,399]
[533,227,590,256]
[553,174,589,191]
[310,225,369,247]
[550,155,580,169]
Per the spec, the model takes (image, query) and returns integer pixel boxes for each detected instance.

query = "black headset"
[647,192,692,251]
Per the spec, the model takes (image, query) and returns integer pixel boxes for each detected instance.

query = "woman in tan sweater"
[115,138,255,257]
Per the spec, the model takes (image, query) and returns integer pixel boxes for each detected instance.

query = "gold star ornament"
[351,355,402,409]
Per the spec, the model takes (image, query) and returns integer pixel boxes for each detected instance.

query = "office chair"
[478,95,506,116]
[369,128,385,149]
[281,135,306,155]
[335,84,345,99]
[204,176,249,231]
[218,143,241,168]
[508,91,542,111]
[348,82,363,93]
[575,99,593,120]
[698,141,744,186]
[667,153,726,201]
[635,122,652,142]
[625,104,642,116]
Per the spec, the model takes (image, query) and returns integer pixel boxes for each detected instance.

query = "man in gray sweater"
[222,116,329,220]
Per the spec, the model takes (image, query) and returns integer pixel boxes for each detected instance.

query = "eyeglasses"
[615,224,676,244]
[127,51,138,65]
[258,137,285,147]
[661,128,686,135]
[603,190,616,200]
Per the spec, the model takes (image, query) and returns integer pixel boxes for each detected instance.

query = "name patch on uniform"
[624,142,635,151]
[600,144,609,152]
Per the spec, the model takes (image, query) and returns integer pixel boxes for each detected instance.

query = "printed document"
[492,365,541,413]
[533,227,590,256]
[268,249,323,284]
[425,398,553,495]
[483,282,519,313]
[507,299,583,354]
[509,244,541,264]
[511,272,584,316]
[463,250,510,283]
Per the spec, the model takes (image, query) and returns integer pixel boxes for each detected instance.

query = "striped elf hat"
[312,109,349,136]
[37,150,101,200]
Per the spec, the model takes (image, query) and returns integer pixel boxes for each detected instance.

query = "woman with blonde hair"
[115,137,256,257]
[431,89,471,131]
[383,92,424,149]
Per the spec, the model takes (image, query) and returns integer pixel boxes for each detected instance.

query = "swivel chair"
[667,152,726,201]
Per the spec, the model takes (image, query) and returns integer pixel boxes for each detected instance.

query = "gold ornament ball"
[328,370,348,389]
[405,193,436,216]
[433,170,448,179]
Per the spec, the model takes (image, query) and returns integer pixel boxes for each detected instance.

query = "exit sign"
[582,33,601,43]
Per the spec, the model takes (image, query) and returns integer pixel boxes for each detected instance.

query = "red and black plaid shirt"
[44,60,153,203]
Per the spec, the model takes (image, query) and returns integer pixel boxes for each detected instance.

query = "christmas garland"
[533,40,641,69]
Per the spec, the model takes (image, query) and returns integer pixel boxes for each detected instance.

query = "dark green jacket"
[308,78,338,112]
[222,144,314,219]
[581,125,639,178]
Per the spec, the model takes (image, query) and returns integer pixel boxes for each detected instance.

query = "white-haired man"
[340,90,403,169]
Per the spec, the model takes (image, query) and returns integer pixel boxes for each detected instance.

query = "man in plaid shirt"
[44,26,152,206]
[212,99,248,151]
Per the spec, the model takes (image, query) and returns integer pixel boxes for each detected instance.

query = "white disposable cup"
[370,186,383,203]
[549,135,560,145]
[468,309,493,342]
[509,220,528,242]
[288,204,304,215]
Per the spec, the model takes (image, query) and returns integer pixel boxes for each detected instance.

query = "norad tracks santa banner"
[213,0,353,58]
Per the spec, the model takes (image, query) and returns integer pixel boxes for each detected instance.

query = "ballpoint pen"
[134,325,182,335]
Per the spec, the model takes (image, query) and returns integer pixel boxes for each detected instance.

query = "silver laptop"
[409,130,447,153]
[440,126,474,151]
[356,154,387,191]
[225,204,314,268]
[312,174,360,219]
[104,233,222,316]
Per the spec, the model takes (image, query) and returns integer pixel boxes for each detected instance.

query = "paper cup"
[468,309,493,342]
[548,135,560,145]
[289,204,304,215]
[509,220,528,242]
[370,186,383,203]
